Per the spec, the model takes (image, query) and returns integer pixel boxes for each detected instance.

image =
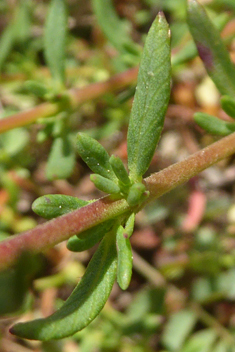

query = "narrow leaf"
[0,19,16,71]
[44,0,67,85]
[125,213,135,237]
[172,13,230,66]
[187,0,235,97]
[76,133,117,181]
[32,195,89,219]
[109,155,131,186]
[221,95,235,119]
[116,225,133,290]
[46,134,75,180]
[10,232,117,340]
[127,13,171,181]
[0,0,31,71]
[194,112,235,135]
[67,220,114,252]
[90,174,121,194]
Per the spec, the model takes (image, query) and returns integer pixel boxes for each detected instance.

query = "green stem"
[1,131,235,271]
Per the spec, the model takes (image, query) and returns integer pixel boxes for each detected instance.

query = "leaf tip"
[157,11,167,25]
[9,326,15,335]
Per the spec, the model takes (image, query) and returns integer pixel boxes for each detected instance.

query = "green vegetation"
[1,0,235,350]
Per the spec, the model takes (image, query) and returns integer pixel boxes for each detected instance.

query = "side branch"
[0,67,138,134]
[1,132,235,270]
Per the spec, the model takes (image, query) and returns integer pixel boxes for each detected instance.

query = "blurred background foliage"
[1,0,235,351]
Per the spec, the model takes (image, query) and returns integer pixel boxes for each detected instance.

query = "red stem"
[1,131,235,271]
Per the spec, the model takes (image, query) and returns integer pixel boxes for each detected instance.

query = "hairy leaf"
[10,232,117,340]
[109,155,131,187]
[44,0,67,85]
[90,174,120,194]
[116,225,133,290]
[187,0,235,97]
[32,195,89,219]
[127,13,171,181]
[76,133,117,181]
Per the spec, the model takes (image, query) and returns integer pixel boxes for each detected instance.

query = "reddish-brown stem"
[144,131,235,201]
[69,66,138,104]
[1,131,235,271]
[0,67,138,134]
[0,103,58,134]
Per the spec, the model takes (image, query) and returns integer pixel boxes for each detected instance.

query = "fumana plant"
[1,0,235,343]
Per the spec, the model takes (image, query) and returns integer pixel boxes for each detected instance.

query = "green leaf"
[181,329,217,352]
[67,220,114,252]
[126,183,148,206]
[109,155,131,187]
[24,81,48,99]
[10,232,117,340]
[0,20,15,71]
[92,0,140,57]
[213,0,235,12]
[162,309,197,351]
[125,212,135,237]
[0,252,40,315]
[76,133,117,181]
[46,134,75,180]
[172,13,230,66]
[44,0,67,86]
[187,0,235,97]
[116,225,133,290]
[0,0,31,71]
[214,340,233,352]
[0,128,29,156]
[13,0,31,44]
[221,95,235,119]
[90,174,121,194]
[194,112,235,135]
[127,13,171,181]
[32,195,89,219]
